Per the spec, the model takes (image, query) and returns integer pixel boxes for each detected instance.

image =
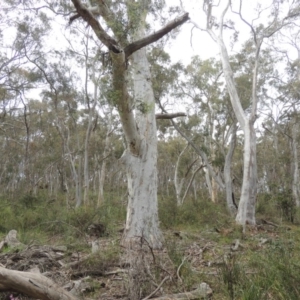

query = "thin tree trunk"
[83,53,98,206]
[224,123,237,215]
[181,164,204,205]
[207,19,259,225]
[291,120,300,206]
[205,168,212,198]
[174,144,188,205]
[83,106,95,206]
[97,129,111,206]
[211,177,218,203]
[235,121,257,225]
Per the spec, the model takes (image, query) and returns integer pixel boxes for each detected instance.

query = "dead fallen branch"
[0,266,78,300]
[142,276,170,300]
[148,282,213,300]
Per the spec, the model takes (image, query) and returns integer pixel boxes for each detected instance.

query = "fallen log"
[0,265,78,300]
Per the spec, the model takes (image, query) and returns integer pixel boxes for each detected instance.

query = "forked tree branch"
[70,0,120,53]
[124,13,189,58]
[70,0,189,58]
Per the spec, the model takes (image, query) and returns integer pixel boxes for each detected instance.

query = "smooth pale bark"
[211,177,218,203]
[291,120,300,206]
[206,11,258,225]
[121,22,163,249]
[210,143,218,203]
[203,0,298,224]
[70,0,188,248]
[235,121,257,224]
[205,168,212,198]
[174,144,188,205]
[224,123,238,215]
[291,51,300,206]
[83,76,97,205]
[66,127,82,208]
[207,104,218,203]
[97,128,111,206]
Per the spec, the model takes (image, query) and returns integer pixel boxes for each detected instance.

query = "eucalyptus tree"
[279,30,300,207]
[151,50,239,213]
[262,28,300,207]
[68,0,189,248]
[65,26,106,206]
[0,5,49,195]
[178,56,240,213]
[148,49,204,204]
[196,0,300,225]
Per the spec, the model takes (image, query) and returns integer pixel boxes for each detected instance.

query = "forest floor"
[1,196,300,299]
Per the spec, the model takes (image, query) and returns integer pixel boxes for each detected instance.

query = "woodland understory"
[1,0,300,299]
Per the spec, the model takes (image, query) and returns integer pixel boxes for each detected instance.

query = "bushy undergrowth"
[0,192,126,245]
[243,240,300,299]
[158,195,230,229]
[256,191,298,223]
[1,191,300,299]
[216,238,300,300]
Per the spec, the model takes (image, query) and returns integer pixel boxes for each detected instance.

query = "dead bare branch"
[146,282,213,300]
[124,13,190,58]
[70,0,120,53]
[142,276,170,300]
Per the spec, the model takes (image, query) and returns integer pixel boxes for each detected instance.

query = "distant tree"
[199,0,300,225]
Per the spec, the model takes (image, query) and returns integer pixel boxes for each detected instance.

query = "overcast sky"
[166,0,299,64]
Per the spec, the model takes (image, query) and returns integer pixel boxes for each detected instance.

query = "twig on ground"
[142,276,170,300]
[176,256,189,283]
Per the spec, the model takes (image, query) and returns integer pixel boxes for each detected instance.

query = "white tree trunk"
[83,62,98,205]
[235,121,257,225]
[291,120,300,206]
[69,0,188,250]
[122,143,163,249]
[224,123,237,215]
[211,177,218,203]
[204,169,212,200]
[174,144,188,205]
[292,50,300,207]
[121,23,163,249]
[97,129,111,206]
[83,103,96,206]
[211,30,258,225]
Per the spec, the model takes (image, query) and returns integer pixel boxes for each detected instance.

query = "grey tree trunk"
[97,126,111,206]
[224,123,237,215]
[204,1,259,225]
[83,77,97,206]
[121,22,163,249]
[291,119,300,206]
[174,144,188,205]
[70,0,188,248]
[235,121,257,224]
